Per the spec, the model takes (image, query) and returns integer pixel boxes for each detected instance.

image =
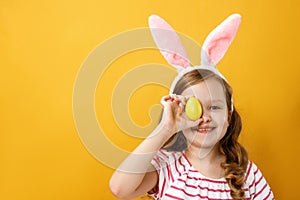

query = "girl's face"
[181,77,230,150]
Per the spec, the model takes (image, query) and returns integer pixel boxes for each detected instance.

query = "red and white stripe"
[150,149,274,200]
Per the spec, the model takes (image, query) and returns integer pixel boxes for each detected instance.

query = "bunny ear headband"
[148,14,241,111]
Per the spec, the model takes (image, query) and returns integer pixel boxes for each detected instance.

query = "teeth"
[198,128,212,132]
[191,127,214,133]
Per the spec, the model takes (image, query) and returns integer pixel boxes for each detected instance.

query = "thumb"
[185,118,203,129]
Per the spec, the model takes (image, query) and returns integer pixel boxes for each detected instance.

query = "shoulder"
[244,160,264,184]
[151,149,182,169]
[149,149,185,199]
[244,160,275,199]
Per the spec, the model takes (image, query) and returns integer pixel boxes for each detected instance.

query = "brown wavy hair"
[163,69,248,199]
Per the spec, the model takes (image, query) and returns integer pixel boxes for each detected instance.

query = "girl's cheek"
[214,112,228,123]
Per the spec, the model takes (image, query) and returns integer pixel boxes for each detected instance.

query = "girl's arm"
[109,94,200,199]
[109,124,172,199]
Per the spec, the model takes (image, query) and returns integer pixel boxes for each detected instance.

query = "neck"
[185,143,226,179]
[185,143,224,165]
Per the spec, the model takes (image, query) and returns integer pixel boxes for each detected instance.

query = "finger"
[160,101,175,122]
[175,95,187,108]
[174,94,183,102]
[176,95,186,102]
[186,118,203,128]
[168,94,181,109]
[181,96,187,106]
[161,95,171,101]
[160,95,173,105]
[178,102,185,115]
[169,94,176,99]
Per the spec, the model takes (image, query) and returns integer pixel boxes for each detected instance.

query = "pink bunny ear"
[149,15,190,70]
[201,14,242,66]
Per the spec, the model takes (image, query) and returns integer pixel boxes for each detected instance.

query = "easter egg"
[185,97,202,120]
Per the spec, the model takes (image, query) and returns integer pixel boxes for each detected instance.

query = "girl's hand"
[159,94,202,137]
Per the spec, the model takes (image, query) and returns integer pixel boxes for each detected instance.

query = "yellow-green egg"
[185,97,202,120]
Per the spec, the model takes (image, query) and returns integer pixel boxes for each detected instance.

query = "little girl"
[109,14,274,200]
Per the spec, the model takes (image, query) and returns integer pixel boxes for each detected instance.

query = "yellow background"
[1,0,299,199]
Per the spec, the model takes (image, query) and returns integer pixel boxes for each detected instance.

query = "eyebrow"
[211,99,226,103]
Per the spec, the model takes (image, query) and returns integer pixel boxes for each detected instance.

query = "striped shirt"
[149,149,274,200]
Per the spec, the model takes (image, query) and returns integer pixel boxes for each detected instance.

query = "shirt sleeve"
[247,161,275,200]
[148,149,173,199]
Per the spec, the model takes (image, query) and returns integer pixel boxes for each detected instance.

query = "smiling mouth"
[192,127,216,134]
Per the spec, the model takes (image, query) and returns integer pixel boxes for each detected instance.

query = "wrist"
[150,122,176,141]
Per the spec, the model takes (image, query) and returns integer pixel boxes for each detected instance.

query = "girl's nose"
[201,112,212,122]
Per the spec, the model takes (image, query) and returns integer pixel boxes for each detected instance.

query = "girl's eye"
[210,105,221,110]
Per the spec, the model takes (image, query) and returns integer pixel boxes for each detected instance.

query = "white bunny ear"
[149,15,190,71]
[201,14,242,66]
